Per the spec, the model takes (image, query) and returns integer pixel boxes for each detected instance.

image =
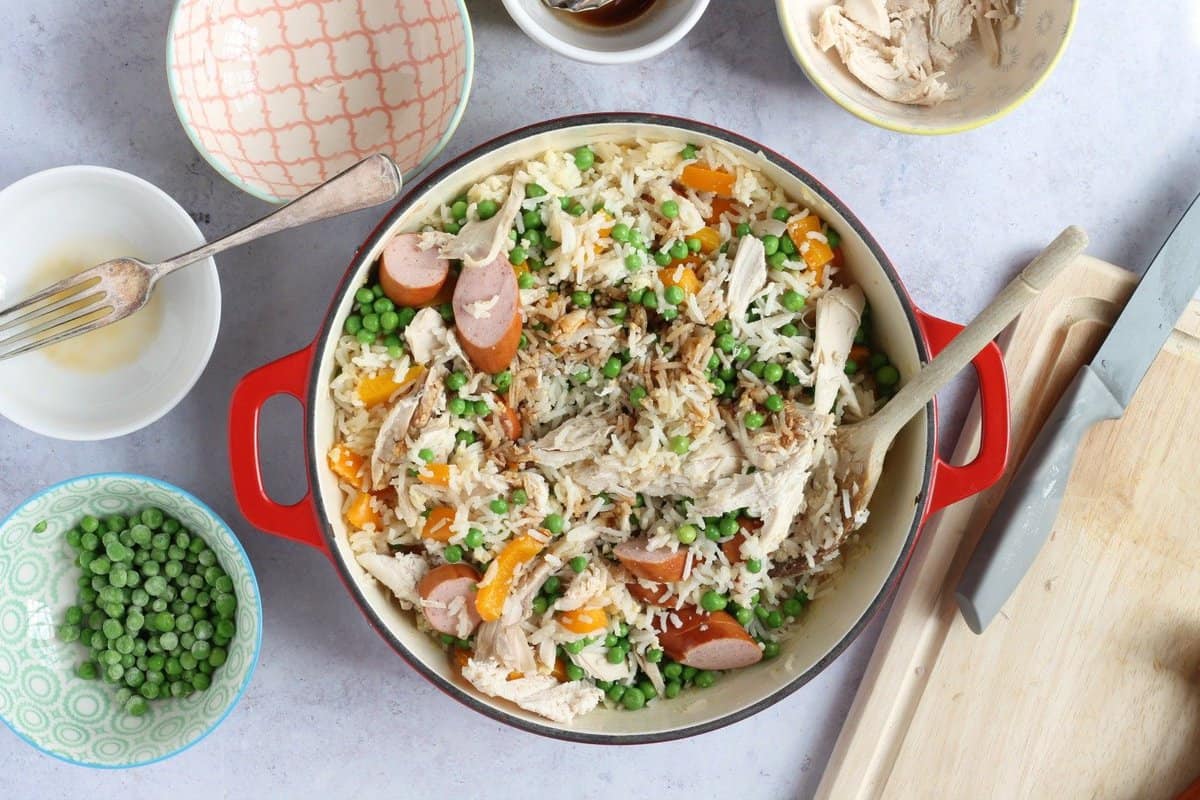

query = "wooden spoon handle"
[873,226,1089,441]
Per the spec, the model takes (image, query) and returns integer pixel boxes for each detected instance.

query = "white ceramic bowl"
[0,167,220,441]
[167,0,474,202]
[501,0,709,64]
[776,0,1078,134]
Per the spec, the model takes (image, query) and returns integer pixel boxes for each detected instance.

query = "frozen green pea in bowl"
[0,473,261,768]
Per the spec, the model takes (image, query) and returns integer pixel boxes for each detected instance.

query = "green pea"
[628,287,645,305]
[765,610,784,629]
[355,287,375,305]
[641,292,658,310]
[772,206,790,222]
[718,516,739,538]
[781,290,806,312]
[763,363,785,384]
[767,251,788,270]
[716,333,737,354]
[606,646,627,665]
[525,183,547,199]
[518,271,536,290]
[464,529,485,550]
[448,397,467,416]
[473,399,490,417]
[669,240,688,260]
[668,435,691,455]
[610,222,631,242]
[573,146,595,170]
[80,515,100,533]
[680,143,697,160]
[563,663,585,682]
[602,357,622,379]
[569,556,588,574]
[449,199,468,220]
[765,394,784,413]
[762,641,781,659]
[624,252,643,271]
[610,301,628,322]
[746,559,763,574]
[621,686,646,710]
[606,684,626,702]
[663,285,685,306]
[783,597,805,617]
[564,637,590,655]
[653,250,672,266]
[700,591,728,612]
[645,648,664,664]
[447,371,468,392]
[571,290,592,308]
[674,524,699,545]
[629,385,647,407]
[477,199,498,220]
[664,681,682,699]
[542,514,565,534]
[444,545,463,564]
[761,235,780,256]
[744,411,765,430]
[712,319,733,337]
[876,365,900,386]
[397,307,417,327]
[735,222,751,236]
[845,359,859,375]
[710,377,727,395]
[780,323,800,337]
[660,200,679,219]
[531,595,548,615]
[542,576,561,595]
[735,606,754,626]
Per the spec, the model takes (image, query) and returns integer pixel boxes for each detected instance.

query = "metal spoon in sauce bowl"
[541,0,617,11]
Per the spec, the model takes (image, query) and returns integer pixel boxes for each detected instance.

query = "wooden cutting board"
[817,256,1200,800]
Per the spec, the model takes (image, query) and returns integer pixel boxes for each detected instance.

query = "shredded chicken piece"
[811,286,866,416]
[405,307,449,364]
[357,553,427,607]
[528,414,613,469]
[462,658,604,723]
[474,621,537,676]
[572,649,635,683]
[421,178,527,269]
[726,236,767,330]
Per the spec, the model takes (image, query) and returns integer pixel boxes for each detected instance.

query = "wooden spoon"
[837,226,1090,520]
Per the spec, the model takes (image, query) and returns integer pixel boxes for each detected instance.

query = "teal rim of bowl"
[164,0,475,203]
[0,472,263,769]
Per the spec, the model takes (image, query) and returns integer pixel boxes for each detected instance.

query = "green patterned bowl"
[0,473,262,768]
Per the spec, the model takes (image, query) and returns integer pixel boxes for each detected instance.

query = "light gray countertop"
[1,1,1198,797]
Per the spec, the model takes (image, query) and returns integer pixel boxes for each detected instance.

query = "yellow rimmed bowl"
[775,0,1078,134]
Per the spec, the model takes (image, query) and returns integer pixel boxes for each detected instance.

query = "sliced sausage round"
[418,563,482,636]
[452,254,521,374]
[625,581,671,606]
[614,539,688,583]
[656,608,762,670]
[379,233,451,307]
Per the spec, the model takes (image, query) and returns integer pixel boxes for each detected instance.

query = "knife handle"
[955,365,1124,633]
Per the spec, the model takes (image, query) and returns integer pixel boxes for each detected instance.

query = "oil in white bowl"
[24,239,164,372]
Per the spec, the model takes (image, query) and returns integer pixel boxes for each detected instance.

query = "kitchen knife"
[956,193,1200,634]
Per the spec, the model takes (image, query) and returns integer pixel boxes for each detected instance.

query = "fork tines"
[0,274,112,361]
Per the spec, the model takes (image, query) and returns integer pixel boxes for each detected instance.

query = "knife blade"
[956,193,1200,634]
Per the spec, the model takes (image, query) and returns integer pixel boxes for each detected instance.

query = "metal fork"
[0,154,403,362]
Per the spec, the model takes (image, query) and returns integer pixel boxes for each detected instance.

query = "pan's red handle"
[228,344,328,555]
[917,311,1010,523]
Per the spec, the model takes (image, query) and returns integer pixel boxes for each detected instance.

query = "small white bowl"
[0,167,220,441]
[776,0,1078,134]
[501,0,709,64]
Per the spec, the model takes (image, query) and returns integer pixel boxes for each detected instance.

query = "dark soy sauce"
[566,0,657,28]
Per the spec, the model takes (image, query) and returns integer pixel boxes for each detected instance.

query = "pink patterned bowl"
[167,0,473,203]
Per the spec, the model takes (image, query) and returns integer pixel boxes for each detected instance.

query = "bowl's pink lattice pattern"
[171,0,468,200]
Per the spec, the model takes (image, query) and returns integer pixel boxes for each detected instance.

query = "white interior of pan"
[310,121,930,739]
